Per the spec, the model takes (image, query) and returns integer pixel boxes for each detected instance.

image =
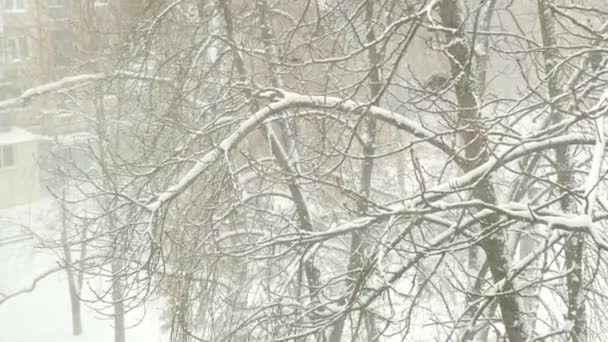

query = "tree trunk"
[439,1,528,341]
[329,1,382,341]
[537,1,586,340]
[111,260,126,342]
[95,84,127,342]
[61,197,83,336]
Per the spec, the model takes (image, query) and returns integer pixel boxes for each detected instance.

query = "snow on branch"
[135,84,604,256]
[144,90,301,211]
[0,74,105,110]
[142,89,458,212]
[0,266,63,306]
[141,87,604,220]
[0,71,174,111]
[272,134,602,246]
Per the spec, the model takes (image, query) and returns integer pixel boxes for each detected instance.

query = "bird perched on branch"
[424,73,450,91]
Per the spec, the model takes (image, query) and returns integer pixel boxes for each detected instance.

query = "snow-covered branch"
[143,89,459,211]
[0,266,64,305]
[0,74,106,111]
[0,71,174,111]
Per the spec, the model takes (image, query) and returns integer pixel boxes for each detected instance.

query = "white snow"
[0,198,167,342]
[50,132,98,146]
[0,127,41,145]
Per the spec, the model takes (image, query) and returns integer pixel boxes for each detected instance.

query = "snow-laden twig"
[0,74,105,110]
[0,71,174,111]
[142,89,458,211]
[461,230,566,337]
[0,266,64,305]
[131,89,608,269]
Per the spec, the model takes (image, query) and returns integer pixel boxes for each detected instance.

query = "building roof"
[0,127,41,145]
[52,131,97,146]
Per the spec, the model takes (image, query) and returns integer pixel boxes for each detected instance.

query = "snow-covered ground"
[0,198,166,342]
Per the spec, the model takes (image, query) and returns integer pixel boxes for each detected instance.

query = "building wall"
[0,139,41,207]
[0,0,151,133]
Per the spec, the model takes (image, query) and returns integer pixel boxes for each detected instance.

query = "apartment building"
[0,0,150,207]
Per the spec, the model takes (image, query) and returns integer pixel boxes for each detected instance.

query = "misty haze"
[1,0,607,341]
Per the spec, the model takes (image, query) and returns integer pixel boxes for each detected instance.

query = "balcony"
[47,0,68,19]
[48,6,68,19]
[94,0,109,8]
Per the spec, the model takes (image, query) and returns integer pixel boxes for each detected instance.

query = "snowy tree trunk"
[254,0,324,336]
[216,1,321,338]
[537,1,587,340]
[61,198,83,336]
[111,260,126,342]
[439,1,528,341]
[94,86,126,342]
[328,1,382,340]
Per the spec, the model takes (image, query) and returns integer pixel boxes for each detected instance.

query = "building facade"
[0,0,149,207]
[0,126,41,207]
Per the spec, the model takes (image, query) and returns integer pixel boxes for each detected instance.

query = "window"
[4,0,27,12]
[2,37,28,61]
[51,30,72,65]
[0,145,15,168]
[7,39,17,60]
[48,0,67,18]
[18,37,28,57]
[5,37,29,61]
[0,40,7,66]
